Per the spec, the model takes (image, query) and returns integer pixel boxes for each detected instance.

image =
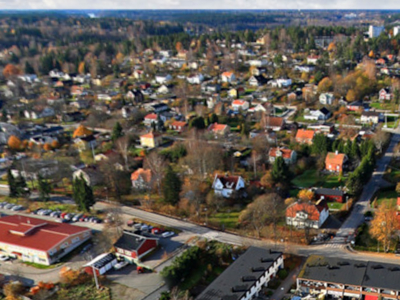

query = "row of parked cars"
[32,209,102,223]
[127,220,175,238]
[0,202,25,211]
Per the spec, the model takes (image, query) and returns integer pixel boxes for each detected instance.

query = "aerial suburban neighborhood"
[0,7,399,300]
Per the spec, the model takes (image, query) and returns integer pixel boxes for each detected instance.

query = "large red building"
[114,230,158,263]
[0,215,91,265]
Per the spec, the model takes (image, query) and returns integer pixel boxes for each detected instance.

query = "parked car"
[11,205,24,211]
[114,260,129,270]
[0,255,9,261]
[162,231,175,238]
[72,214,83,222]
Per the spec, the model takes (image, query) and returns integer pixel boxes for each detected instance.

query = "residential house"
[325,151,348,173]
[221,71,236,83]
[74,135,97,152]
[304,107,331,121]
[287,90,302,103]
[269,78,292,88]
[286,199,329,229]
[126,89,144,103]
[140,132,162,148]
[97,94,112,101]
[208,123,230,136]
[248,75,269,87]
[157,85,170,94]
[212,174,245,198]
[201,84,221,93]
[269,147,297,165]
[265,116,285,131]
[379,88,392,101]
[73,167,103,186]
[24,107,55,120]
[114,230,158,263]
[319,93,334,105]
[121,106,138,119]
[70,99,90,109]
[196,247,284,300]
[295,129,315,145]
[146,103,169,113]
[297,255,400,299]
[307,55,320,64]
[131,168,152,189]
[187,74,204,85]
[307,124,334,134]
[155,74,172,85]
[133,69,144,79]
[143,113,158,126]
[232,100,249,111]
[169,121,187,133]
[0,215,91,265]
[315,188,345,203]
[59,112,84,122]
[346,101,366,111]
[294,65,315,73]
[361,111,383,124]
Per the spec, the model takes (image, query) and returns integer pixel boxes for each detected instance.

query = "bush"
[278,269,289,280]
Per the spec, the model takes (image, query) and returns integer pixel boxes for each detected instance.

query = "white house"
[368,25,384,38]
[379,88,392,101]
[361,111,383,124]
[269,78,292,88]
[304,108,331,121]
[221,71,236,83]
[212,174,245,198]
[232,99,249,111]
[187,73,204,85]
[157,85,170,94]
[24,107,55,120]
[155,74,172,84]
[319,93,334,105]
[286,200,329,229]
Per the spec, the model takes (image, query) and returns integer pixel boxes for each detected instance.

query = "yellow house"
[228,88,238,98]
[140,132,162,148]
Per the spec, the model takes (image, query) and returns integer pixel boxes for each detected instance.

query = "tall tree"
[162,165,181,205]
[111,122,123,142]
[38,174,52,202]
[73,175,95,212]
[7,169,17,198]
[370,202,400,252]
[271,156,291,184]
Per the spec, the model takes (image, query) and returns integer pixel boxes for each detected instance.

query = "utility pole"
[92,264,99,290]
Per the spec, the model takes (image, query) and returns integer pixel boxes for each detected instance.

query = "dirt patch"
[108,282,146,300]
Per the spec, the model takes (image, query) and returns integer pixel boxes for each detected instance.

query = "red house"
[169,121,187,133]
[84,253,118,276]
[114,230,158,263]
[315,188,345,203]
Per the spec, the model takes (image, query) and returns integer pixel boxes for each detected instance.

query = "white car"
[0,255,9,261]
[162,231,175,238]
[114,260,129,270]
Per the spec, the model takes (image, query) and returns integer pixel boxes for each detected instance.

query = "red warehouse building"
[114,230,158,263]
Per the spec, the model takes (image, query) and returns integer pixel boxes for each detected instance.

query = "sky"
[0,0,400,10]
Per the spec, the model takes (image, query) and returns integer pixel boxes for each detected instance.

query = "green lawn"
[328,202,345,211]
[208,212,240,229]
[370,102,395,110]
[373,189,398,207]
[292,169,320,188]
[323,175,345,189]
[385,168,400,183]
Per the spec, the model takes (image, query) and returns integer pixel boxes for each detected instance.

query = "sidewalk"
[270,261,305,300]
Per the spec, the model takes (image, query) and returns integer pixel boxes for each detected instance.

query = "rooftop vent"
[252,267,265,272]
[242,276,256,282]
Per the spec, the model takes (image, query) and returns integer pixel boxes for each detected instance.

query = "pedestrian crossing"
[324,243,346,249]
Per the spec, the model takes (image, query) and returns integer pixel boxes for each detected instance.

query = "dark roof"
[319,107,331,115]
[114,230,157,252]
[362,111,381,117]
[196,247,282,300]
[315,188,344,197]
[299,256,400,291]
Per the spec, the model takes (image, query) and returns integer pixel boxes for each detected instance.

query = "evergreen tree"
[344,141,352,157]
[350,139,360,160]
[1,108,7,123]
[312,134,329,155]
[346,172,363,196]
[24,61,35,74]
[7,169,17,198]
[73,175,95,212]
[210,113,218,124]
[271,156,291,183]
[15,173,28,197]
[38,175,52,202]
[162,165,181,205]
[111,122,123,141]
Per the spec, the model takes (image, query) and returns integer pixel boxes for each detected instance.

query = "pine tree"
[312,134,328,155]
[111,122,123,141]
[7,169,17,198]
[73,175,95,212]
[1,108,7,123]
[38,175,52,202]
[271,156,291,183]
[162,165,181,205]
[350,139,360,160]
[24,61,35,74]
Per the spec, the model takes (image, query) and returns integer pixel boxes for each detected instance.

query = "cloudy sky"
[0,0,399,10]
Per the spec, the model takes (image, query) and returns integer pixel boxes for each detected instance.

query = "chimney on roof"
[335,150,338,155]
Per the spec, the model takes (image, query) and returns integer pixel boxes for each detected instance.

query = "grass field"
[208,211,240,229]
[292,169,320,188]
[328,202,345,211]
[323,175,345,189]
[372,189,397,207]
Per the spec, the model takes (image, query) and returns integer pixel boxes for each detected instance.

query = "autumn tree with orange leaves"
[8,135,22,150]
[73,125,92,138]
[370,202,399,252]
[3,64,22,78]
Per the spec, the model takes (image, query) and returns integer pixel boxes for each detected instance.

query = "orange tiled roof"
[209,123,228,132]
[131,168,152,183]
[140,132,161,139]
[144,113,157,120]
[296,129,315,140]
[286,201,327,221]
[325,152,346,165]
[269,147,293,159]
[232,100,246,106]
[222,71,234,77]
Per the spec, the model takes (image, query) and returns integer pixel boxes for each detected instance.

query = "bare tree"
[144,151,166,195]
[116,136,131,170]
[373,127,390,153]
